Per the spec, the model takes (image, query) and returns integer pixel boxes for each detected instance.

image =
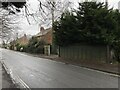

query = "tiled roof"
[36,28,52,37]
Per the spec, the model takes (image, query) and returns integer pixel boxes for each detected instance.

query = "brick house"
[16,34,29,46]
[9,34,31,50]
[36,27,52,45]
[35,27,52,55]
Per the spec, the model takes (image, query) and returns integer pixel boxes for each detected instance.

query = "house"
[9,34,31,50]
[16,34,30,46]
[35,27,52,45]
[35,27,52,55]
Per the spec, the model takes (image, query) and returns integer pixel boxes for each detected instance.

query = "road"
[0,50,16,89]
[0,48,119,88]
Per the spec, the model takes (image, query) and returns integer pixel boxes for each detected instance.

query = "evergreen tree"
[54,11,78,46]
[54,2,117,46]
[76,2,116,44]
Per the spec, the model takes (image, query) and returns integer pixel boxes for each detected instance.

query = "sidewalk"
[0,63,16,89]
[26,53,120,75]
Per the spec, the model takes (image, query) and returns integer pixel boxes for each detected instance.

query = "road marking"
[17,75,30,89]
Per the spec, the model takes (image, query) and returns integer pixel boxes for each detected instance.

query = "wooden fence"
[59,44,110,62]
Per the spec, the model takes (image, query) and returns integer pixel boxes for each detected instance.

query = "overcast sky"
[15,0,120,37]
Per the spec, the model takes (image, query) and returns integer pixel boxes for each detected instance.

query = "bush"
[26,37,46,54]
[12,43,26,52]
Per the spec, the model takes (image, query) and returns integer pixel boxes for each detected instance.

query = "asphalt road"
[0,50,16,89]
[0,48,119,88]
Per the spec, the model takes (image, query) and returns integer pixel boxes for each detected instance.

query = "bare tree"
[0,0,72,44]
[0,8,20,44]
[0,0,26,44]
[36,0,72,27]
[31,0,72,53]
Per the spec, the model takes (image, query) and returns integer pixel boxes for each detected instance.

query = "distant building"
[118,1,120,12]
[9,40,17,50]
[9,34,31,50]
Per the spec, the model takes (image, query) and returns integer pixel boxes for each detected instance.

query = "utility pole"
[105,0,110,63]
[51,0,56,54]
[51,0,55,41]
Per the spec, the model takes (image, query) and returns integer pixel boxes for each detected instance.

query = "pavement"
[0,48,119,89]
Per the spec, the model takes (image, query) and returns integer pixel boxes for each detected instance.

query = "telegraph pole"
[51,0,55,41]
[51,0,56,54]
[105,0,110,63]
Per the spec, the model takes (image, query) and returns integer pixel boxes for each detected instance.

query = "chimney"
[40,27,45,33]
[24,34,26,37]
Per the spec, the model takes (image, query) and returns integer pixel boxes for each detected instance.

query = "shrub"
[26,37,46,54]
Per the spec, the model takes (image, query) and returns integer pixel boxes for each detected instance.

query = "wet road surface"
[0,48,119,88]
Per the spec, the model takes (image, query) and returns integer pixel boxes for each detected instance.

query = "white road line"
[17,75,30,89]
